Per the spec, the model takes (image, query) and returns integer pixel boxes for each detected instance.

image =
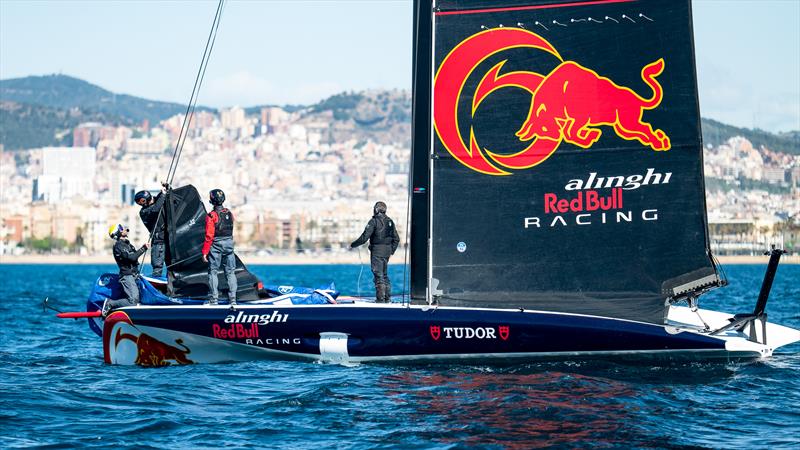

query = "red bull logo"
[103,312,193,366]
[114,329,193,367]
[434,28,671,176]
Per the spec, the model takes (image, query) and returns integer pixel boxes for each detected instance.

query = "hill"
[301,90,412,147]
[701,118,800,155]
[1,74,797,155]
[0,101,132,150]
[0,74,194,125]
[245,90,412,147]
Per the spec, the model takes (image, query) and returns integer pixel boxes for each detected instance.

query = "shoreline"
[0,253,373,265]
[0,254,797,265]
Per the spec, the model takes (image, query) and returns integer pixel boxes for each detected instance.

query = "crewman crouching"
[104,224,149,316]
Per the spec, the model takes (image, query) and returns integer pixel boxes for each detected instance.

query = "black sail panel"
[427,0,719,323]
[164,185,260,301]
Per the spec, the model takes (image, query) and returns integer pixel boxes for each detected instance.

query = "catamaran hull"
[102,304,800,366]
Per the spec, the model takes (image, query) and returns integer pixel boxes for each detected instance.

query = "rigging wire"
[356,246,363,300]
[166,0,226,186]
[139,0,225,268]
[710,249,728,287]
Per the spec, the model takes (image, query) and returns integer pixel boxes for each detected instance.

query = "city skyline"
[1,101,797,258]
[1,0,798,133]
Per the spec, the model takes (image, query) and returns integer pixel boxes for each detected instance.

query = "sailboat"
[66,0,799,366]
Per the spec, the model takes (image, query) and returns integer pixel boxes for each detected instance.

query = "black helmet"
[209,189,226,206]
[134,190,152,206]
[373,201,387,215]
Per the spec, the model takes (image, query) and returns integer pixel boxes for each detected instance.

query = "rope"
[138,0,225,269]
[166,0,225,186]
[357,246,364,299]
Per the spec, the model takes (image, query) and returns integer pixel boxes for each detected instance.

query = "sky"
[1,0,798,132]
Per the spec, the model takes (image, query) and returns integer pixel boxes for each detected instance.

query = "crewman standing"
[350,201,400,303]
[134,182,168,277]
[201,189,238,305]
[104,224,149,316]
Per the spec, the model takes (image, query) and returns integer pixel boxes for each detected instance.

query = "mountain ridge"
[1,74,797,154]
[0,74,197,125]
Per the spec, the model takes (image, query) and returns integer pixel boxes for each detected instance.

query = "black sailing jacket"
[113,238,147,276]
[351,213,400,257]
[139,192,166,243]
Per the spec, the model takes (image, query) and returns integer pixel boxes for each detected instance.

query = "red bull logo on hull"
[103,311,193,366]
[434,28,671,176]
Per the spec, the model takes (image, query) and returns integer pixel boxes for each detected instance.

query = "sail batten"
[416,0,719,324]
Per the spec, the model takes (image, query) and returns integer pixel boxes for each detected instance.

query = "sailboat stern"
[667,306,800,359]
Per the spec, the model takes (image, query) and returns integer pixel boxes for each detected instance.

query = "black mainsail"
[163,185,261,301]
[413,0,722,323]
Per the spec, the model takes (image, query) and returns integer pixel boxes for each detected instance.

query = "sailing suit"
[202,205,237,304]
[111,238,147,309]
[350,212,400,302]
[139,192,166,277]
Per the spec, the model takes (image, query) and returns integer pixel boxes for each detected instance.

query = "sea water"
[1,264,798,448]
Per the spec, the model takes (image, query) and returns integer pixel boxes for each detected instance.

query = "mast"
[409,1,434,301]
[421,0,722,324]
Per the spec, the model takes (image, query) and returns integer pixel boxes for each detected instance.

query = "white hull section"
[667,306,800,358]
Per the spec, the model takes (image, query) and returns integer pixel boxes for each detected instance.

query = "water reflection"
[380,363,738,448]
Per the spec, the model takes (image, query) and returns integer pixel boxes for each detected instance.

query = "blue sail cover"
[85,274,341,337]
[259,283,341,305]
[86,273,204,336]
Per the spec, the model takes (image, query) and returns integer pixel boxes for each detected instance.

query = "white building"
[221,106,247,130]
[32,147,96,203]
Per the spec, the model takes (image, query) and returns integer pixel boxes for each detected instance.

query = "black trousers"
[371,254,390,289]
[107,274,139,310]
[150,242,165,277]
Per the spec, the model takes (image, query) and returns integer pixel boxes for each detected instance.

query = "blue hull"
[102,304,732,365]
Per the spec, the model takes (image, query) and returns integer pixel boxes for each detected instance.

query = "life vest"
[370,214,394,246]
[213,207,233,238]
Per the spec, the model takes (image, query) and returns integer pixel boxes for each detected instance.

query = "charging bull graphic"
[114,329,193,367]
[434,28,671,176]
[103,312,193,366]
